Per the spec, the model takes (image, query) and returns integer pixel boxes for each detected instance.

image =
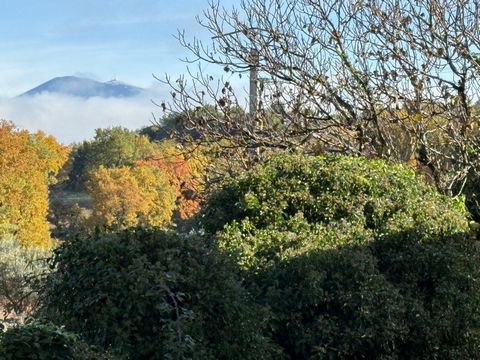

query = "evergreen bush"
[37,228,279,359]
[0,322,111,359]
[202,154,480,358]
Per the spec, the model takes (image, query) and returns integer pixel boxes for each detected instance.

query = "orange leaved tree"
[139,141,207,220]
[0,121,69,248]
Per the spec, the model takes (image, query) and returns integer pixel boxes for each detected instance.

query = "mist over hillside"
[0,76,168,144]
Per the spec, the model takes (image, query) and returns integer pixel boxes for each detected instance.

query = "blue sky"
[0,0,236,97]
[0,0,245,143]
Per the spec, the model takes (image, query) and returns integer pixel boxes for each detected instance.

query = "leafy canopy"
[87,164,177,229]
[0,121,69,247]
[202,154,478,359]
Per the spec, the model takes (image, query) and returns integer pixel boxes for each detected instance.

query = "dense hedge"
[36,228,279,359]
[0,322,110,359]
[201,154,480,359]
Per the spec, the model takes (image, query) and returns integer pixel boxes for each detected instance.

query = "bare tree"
[161,0,480,196]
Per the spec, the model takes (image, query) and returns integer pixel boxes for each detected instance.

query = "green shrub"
[262,246,407,358]
[37,228,279,360]
[0,321,112,359]
[202,154,480,358]
[47,199,89,240]
[202,154,468,268]
[256,231,480,359]
[0,237,49,324]
[461,170,480,223]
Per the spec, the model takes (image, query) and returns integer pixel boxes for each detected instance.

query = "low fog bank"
[0,92,166,144]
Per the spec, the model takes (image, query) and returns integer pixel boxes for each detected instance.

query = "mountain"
[20,76,144,98]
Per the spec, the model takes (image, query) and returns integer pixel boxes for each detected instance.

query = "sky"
[0,0,240,143]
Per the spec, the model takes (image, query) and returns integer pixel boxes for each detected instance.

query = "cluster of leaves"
[140,140,207,220]
[460,170,480,223]
[87,164,177,229]
[0,322,112,359]
[36,228,278,359]
[58,127,208,232]
[139,112,202,143]
[0,121,69,247]
[0,206,16,241]
[64,127,160,191]
[203,154,467,266]
[200,154,480,358]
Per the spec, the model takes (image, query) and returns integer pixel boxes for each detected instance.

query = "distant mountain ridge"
[20,76,144,98]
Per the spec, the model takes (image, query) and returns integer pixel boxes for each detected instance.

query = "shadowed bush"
[36,228,280,360]
[0,321,112,359]
[201,154,480,359]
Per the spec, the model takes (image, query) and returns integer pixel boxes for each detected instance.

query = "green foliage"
[256,232,480,359]
[202,154,468,268]
[461,169,480,223]
[86,127,158,169]
[139,112,201,143]
[201,154,479,358]
[47,200,88,240]
[37,228,279,359]
[63,142,92,191]
[0,321,113,359]
[0,237,49,323]
[65,127,160,190]
[262,246,407,358]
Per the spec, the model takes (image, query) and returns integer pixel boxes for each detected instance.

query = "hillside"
[19,76,144,98]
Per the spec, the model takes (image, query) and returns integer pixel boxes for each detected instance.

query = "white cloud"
[0,70,252,145]
[0,92,168,144]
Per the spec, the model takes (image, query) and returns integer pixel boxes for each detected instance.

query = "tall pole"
[249,48,259,118]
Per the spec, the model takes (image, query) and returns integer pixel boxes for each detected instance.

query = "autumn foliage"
[85,139,206,229]
[0,121,69,247]
[140,142,206,220]
[87,164,177,229]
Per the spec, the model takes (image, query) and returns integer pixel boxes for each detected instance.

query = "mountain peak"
[20,76,144,98]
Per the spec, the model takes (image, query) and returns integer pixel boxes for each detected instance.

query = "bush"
[202,154,467,267]
[47,200,89,240]
[201,154,480,358]
[37,228,279,359]
[0,321,113,359]
[461,170,480,223]
[0,237,49,324]
[257,231,480,359]
[262,246,407,358]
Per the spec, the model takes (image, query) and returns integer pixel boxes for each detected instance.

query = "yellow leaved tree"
[87,164,177,229]
[0,121,69,248]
